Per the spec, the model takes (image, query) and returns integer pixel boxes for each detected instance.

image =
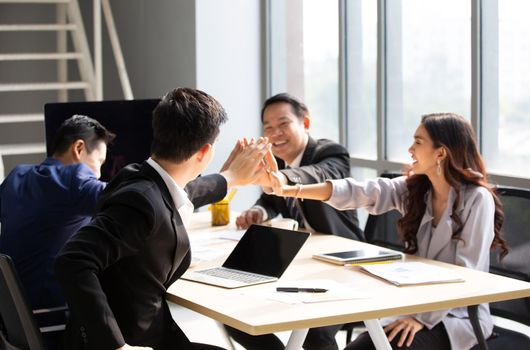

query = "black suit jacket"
[54,162,226,350]
[257,137,364,241]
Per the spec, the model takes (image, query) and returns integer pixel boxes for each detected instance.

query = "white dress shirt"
[146,158,194,227]
[326,176,495,350]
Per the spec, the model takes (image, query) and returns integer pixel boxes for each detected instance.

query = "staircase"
[0,0,132,181]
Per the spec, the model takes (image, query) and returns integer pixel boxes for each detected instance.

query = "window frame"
[266,0,530,188]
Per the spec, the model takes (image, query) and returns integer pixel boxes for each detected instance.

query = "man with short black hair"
[54,88,268,350]
[238,93,363,240]
[0,115,115,349]
[228,92,363,350]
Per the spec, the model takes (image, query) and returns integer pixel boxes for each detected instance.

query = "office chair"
[363,171,405,252]
[0,253,66,350]
[469,185,530,350]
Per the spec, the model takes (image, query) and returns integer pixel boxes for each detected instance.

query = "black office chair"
[0,253,67,350]
[363,171,406,252]
[470,185,530,350]
[342,172,405,345]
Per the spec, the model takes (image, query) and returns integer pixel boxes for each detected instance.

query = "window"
[386,0,471,163]
[267,0,530,187]
[345,0,378,159]
[268,0,339,141]
[482,0,530,177]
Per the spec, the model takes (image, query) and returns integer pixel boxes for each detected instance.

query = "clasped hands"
[218,137,285,194]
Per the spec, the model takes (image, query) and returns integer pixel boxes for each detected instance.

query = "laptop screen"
[222,225,310,277]
[44,99,160,182]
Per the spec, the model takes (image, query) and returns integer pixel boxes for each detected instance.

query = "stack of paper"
[360,262,464,286]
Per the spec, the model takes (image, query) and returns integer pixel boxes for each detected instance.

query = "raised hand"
[221,137,270,187]
[219,139,244,173]
[264,148,285,196]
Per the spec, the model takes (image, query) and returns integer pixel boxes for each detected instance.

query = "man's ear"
[303,115,311,130]
[70,139,85,162]
[196,143,213,162]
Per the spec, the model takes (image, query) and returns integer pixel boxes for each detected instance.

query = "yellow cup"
[211,200,230,226]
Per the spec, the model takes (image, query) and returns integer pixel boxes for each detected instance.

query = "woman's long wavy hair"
[396,113,508,261]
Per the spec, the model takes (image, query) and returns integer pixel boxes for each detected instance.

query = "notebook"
[182,224,310,288]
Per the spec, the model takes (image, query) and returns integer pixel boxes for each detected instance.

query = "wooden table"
[167,212,530,350]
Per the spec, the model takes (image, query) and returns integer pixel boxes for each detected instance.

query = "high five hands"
[220,137,271,188]
[220,137,285,192]
[263,148,285,196]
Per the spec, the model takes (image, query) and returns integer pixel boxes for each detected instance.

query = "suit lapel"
[139,161,175,212]
[276,137,316,228]
[299,136,317,166]
[139,162,191,280]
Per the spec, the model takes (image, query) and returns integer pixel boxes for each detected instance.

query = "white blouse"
[326,176,495,350]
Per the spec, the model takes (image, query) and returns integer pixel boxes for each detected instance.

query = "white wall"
[1,0,265,211]
[103,0,198,99]
[195,0,264,211]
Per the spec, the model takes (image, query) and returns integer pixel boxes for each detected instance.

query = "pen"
[276,287,328,293]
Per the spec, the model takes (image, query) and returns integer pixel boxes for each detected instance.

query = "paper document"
[243,280,369,304]
[189,246,226,267]
[189,229,245,245]
[188,233,228,266]
[360,262,464,286]
[213,229,245,241]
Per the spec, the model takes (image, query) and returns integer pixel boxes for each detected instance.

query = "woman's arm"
[266,149,333,200]
[274,181,333,201]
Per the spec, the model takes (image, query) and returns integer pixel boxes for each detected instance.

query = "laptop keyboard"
[196,268,272,283]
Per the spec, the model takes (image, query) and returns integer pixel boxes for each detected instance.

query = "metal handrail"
[92,0,133,100]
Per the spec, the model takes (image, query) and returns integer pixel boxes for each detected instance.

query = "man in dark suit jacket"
[229,93,363,350]
[236,93,363,241]
[54,88,269,350]
[0,115,115,350]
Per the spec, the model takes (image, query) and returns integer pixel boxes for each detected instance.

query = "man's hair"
[260,93,309,122]
[151,87,228,163]
[51,115,115,155]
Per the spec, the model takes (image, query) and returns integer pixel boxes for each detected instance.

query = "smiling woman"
[267,112,508,350]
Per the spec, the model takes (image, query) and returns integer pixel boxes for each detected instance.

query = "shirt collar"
[42,157,62,166]
[146,157,192,212]
[285,134,309,168]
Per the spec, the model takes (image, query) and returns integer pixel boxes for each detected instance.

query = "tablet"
[312,249,403,265]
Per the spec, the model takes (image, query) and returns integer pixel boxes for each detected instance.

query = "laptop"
[182,224,310,288]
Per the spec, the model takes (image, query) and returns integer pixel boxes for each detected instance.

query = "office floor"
[169,301,530,349]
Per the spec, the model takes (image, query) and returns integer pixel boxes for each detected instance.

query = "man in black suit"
[54,88,269,350]
[236,93,363,241]
[228,93,364,350]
